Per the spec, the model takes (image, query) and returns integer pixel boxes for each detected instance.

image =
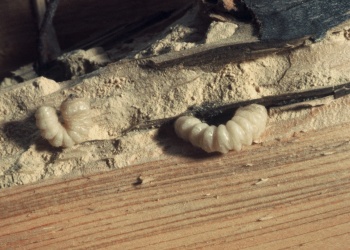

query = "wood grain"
[1,121,350,249]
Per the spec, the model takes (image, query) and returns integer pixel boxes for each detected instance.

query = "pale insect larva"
[35,97,92,148]
[174,104,268,154]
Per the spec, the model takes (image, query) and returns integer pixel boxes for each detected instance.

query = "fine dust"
[1,15,350,188]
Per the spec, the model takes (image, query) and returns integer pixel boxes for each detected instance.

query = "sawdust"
[0,14,350,188]
[135,4,238,58]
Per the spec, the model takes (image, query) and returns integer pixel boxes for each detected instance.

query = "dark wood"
[53,0,194,50]
[0,0,193,79]
[0,0,38,79]
[242,0,350,41]
[37,0,61,69]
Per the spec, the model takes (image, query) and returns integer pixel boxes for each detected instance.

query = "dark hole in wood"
[204,0,219,5]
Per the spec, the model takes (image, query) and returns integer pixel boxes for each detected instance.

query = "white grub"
[174,104,268,154]
[35,97,92,148]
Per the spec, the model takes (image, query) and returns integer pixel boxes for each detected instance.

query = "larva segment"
[174,104,268,154]
[235,104,268,140]
[225,120,244,151]
[231,116,253,145]
[174,116,201,140]
[201,125,216,153]
[188,123,209,147]
[214,125,231,154]
[35,98,92,148]
[60,98,92,144]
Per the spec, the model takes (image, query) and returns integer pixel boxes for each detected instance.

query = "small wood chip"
[135,175,154,185]
[257,215,274,221]
[321,152,335,156]
[254,178,269,185]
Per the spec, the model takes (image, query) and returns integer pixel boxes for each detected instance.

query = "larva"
[174,104,268,154]
[35,97,92,148]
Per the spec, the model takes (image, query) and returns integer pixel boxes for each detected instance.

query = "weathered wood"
[53,0,193,50]
[0,0,192,79]
[1,122,350,249]
[36,0,61,68]
[143,36,307,69]
[143,0,350,69]
[242,0,350,41]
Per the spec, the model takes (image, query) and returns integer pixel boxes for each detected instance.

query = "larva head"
[60,98,90,120]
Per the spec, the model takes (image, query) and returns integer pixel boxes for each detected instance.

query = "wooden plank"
[1,122,350,249]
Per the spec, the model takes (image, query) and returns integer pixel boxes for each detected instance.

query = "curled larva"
[174,104,268,154]
[35,98,92,148]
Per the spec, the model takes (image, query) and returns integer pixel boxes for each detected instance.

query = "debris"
[257,215,274,221]
[254,178,269,185]
[320,152,335,156]
[134,175,154,185]
[205,21,238,43]
[41,47,110,81]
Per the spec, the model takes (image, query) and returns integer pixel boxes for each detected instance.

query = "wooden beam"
[1,122,350,249]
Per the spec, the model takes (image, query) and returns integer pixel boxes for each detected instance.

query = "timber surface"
[1,123,350,249]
